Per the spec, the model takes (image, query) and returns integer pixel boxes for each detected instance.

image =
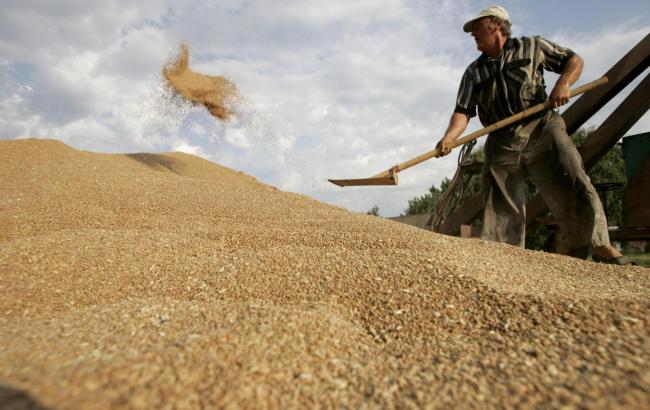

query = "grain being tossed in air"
[162,44,239,121]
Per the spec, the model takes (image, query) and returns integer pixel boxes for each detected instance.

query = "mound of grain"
[0,139,648,409]
[162,44,238,121]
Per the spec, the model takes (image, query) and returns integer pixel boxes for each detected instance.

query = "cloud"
[49,118,119,152]
[172,139,210,158]
[0,1,171,64]
[550,26,650,136]
[97,26,171,81]
[1,0,648,219]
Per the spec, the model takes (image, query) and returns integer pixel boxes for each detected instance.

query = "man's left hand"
[549,81,571,108]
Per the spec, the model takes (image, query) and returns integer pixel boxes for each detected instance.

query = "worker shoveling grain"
[163,44,239,121]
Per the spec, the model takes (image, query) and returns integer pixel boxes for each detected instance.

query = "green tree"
[404,149,484,216]
[405,177,449,215]
[572,127,626,227]
[367,205,380,216]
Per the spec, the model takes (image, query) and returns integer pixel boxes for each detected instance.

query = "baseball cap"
[462,5,510,32]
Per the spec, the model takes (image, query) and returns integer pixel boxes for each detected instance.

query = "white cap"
[462,5,510,32]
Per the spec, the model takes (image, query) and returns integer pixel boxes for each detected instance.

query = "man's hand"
[434,136,454,157]
[434,112,469,158]
[549,54,583,109]
[549,81,571,108]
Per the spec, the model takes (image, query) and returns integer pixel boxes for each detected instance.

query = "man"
[434,5,632,264]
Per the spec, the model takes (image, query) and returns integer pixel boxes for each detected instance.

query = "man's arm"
[548,54,583,108]
[389,106,468,174]
[433,112,470,157]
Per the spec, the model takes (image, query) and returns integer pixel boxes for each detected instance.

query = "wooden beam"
[563,33,650,134]
[581,74,650,169]
[437,193,482,235]
[609,227,650,242]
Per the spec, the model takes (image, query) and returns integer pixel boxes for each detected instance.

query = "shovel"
[328,76,608,187]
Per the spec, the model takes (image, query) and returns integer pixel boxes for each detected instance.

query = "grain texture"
[1,139,648,409]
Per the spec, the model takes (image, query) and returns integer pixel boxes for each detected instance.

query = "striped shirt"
[455,36,575,127]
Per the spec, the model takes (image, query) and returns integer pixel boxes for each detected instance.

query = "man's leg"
[525,113,612,257]
[480,164,528,247]
[526,152,592,256]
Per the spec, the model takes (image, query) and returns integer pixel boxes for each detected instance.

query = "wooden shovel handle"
[372,76,608,179]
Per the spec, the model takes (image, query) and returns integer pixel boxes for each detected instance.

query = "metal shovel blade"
[328,174,397,187]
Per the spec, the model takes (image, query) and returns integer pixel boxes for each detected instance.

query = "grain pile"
[1,139,648,409]
[162,44,238,121]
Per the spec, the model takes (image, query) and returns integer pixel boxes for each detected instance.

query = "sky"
[1,0,649,217]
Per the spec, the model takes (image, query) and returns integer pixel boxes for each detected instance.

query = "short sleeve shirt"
[455,36,575,127]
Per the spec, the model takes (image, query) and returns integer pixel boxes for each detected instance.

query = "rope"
[428,140,477,231]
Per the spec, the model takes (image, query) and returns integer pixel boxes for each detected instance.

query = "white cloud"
[50,118,119,152]
[172,140,209,158]
[224,128,252,150]
[550,26,650,137]
[1,0,648,218]
[0,92,41,138]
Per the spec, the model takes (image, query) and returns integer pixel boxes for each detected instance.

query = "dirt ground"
[1,139,648,409]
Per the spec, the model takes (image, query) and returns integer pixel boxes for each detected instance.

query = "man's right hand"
[434,112,469,157]
[434,137,453,157]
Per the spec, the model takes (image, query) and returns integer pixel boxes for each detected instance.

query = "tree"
[404,149,484,216]
[572,127,626,227]
[367,205,380,217]
[405,178,449,215]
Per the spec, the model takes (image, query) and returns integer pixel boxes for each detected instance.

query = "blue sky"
[1,0,648,216]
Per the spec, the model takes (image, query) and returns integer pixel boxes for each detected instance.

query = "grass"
[587,252,649,267]
[625,253,650,267]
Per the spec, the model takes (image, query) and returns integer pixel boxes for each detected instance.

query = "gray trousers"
[480,111,610,251]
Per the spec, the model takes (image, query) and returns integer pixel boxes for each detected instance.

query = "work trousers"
[480,111,610,252]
